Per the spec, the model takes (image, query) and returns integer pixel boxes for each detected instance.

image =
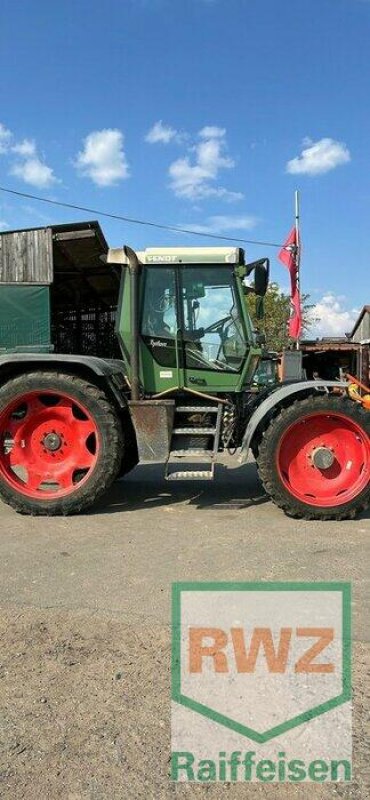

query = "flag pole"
[294,189,300,350]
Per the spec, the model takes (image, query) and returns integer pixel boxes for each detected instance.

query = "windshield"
[181,266,247,372]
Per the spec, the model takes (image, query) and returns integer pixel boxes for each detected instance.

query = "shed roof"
[350,306,370,339]
[301,339,360,352]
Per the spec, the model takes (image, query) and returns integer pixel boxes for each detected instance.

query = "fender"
[239,380,348,463]
[0,353,129,408]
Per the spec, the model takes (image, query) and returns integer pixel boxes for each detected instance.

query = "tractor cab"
[107,246,269,397]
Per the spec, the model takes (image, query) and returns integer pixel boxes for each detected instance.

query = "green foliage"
[249,282,316,351]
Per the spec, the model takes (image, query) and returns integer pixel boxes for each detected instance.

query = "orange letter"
[189,627,228,673]
[231,627,292,673]
[295,628,335,673]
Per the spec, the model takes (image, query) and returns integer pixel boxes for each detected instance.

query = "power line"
[0,185,284,249]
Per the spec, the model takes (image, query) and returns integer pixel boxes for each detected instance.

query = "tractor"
[0,244,369,519]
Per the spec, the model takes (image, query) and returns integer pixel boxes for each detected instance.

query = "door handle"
[189,376,207,386]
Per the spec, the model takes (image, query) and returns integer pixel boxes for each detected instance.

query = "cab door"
[139,266,181,394]
[180,265,250,393]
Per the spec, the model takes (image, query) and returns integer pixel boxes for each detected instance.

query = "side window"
[141,268,177,338]
[141,267,177,368]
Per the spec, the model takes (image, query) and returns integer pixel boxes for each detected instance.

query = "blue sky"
[0,0,369,335]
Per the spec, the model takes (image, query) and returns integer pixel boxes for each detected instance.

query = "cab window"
[141,267,177,368]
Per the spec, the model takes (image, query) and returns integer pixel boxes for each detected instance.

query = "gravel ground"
[0,458,369,799]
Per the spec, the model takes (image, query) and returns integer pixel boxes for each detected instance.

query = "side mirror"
[244,259,270,322]
[246,258,270,297]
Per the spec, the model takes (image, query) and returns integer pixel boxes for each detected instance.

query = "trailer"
[0,221,120,358]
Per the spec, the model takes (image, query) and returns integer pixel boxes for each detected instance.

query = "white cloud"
[169,127,242,200]
[198,126,225,139]
[307,293,358,337]
[10,156,58,188]
[1,124,58,187]
[286,137,351,176]
[12,138,36,157]
[180,214,258,234]
[76,129,129,186]
[0,123,12,154]
[0,219,9,230]
[145,120,178,144]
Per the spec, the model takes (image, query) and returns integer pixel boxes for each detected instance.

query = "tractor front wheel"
[0,372,123,516]
[257,395,370,520]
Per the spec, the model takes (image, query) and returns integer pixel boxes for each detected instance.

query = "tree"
[249,282,317,351]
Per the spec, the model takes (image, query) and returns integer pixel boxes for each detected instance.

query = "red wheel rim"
[0,391,99,499]
[277,412,370,507]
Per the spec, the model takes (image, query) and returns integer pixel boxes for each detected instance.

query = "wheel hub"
[310,446,335,470]
[43,432,62,452]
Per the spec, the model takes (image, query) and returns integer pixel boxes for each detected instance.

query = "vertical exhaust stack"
[123,245,141,402]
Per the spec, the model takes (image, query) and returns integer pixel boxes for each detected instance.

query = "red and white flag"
[278,226,302,340]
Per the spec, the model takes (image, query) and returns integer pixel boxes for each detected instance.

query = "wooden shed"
[0,221,121,357]
[300,338,368,383]
[350,306,370,344]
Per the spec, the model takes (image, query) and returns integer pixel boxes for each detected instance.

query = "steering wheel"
[202,315,232,336]
[199,314,236,364]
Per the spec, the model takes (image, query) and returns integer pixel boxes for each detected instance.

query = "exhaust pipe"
[123,245,141,402]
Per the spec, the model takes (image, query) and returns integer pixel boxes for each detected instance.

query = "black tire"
[257,395,370,520]
[119,416,139,477]
[119,445,139,477]
[0,372,124,516]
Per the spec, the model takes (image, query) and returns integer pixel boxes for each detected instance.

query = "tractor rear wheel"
[0,372,123,516]
[257,395,370,520]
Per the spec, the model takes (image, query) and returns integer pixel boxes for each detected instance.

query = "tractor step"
[166,469,214,481]
[170,449,213,457]
[175,405,219,414]
[165,401,223,482]
[173,426,216,435]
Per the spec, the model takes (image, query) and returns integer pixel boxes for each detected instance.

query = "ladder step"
[166,401,223,482]
[170,449,213,457]
[173,427,216,435]
[176,406,219,413]
[166,470,214,481]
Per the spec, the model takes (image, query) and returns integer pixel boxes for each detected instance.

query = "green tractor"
[0,244,369,519]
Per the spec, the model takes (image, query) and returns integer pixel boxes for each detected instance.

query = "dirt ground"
[0,458,369,799]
